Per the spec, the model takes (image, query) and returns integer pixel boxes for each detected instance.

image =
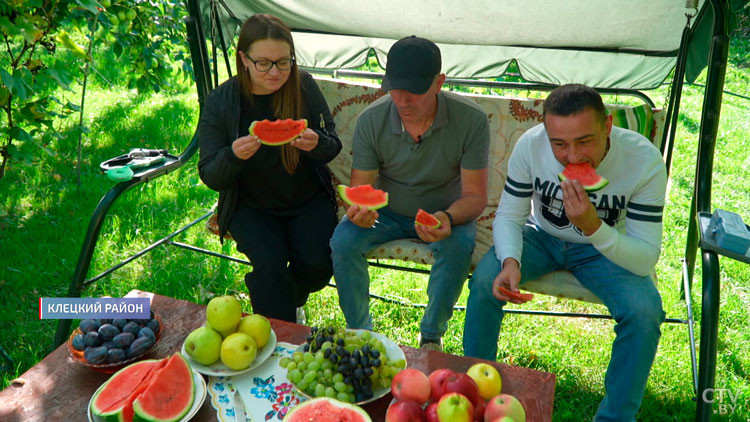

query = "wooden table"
[0,290,555,421]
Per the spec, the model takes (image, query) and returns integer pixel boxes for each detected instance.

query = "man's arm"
[440,167,488,225]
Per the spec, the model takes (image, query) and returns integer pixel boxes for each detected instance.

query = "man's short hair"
[543,84,607,125]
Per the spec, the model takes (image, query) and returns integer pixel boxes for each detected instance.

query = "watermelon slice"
[337,184,389,210]
[415,209,441,229]
[90,359,166,422]
[558,162,608,192]
[90,353,194,422]
[497,286,534,303]
[133,353,195,422]
[283,397,371,422]
[249,118,308,146]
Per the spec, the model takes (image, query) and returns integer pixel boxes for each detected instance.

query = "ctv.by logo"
[702,388,746,417]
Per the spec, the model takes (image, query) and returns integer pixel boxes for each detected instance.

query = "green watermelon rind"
[557,164,609,193]
[415,209,441,229]
[283,397,372,422]
[90,359,161,422]
[337,184,389,211]
[249,118,308,146]
[132,353,195,422]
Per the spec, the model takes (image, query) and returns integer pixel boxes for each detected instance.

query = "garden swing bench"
[53,1,745,420]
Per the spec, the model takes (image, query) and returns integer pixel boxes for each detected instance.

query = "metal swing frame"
[53,1,738,420]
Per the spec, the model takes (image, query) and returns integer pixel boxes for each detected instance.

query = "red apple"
[386,399,426,422]
[437,392,474,422]
[473,399,487,422]
[428,368,456,403]
[442,373,482,407]
[484,394,526,422]
[425,402,440,422]
[392,368,431,405]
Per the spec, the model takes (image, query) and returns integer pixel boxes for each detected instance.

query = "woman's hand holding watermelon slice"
[560,179,602,236]
[232,134,262,160]
[290,128,319,151]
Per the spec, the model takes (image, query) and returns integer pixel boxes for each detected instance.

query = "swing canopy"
[200,0,727,90]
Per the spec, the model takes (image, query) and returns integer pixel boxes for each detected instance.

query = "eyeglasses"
[247,57,294,72]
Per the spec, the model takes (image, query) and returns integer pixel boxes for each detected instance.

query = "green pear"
[206,295,242,334]
[184,325,222,365]
[220,333,257,370]
[237,314,271,348]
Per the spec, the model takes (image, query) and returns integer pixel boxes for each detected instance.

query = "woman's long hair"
[236,14,304,174]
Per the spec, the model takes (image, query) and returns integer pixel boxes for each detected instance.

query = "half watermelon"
[338,184,389,210]
[558,162,608,192]
[415,209,441,229]
[283,397,372,422]
[249,118,308,146]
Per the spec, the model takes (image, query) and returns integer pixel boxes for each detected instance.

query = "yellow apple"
[184,325,222,365]
[466,362,502,400]
[237,314,271,348]
[220,333,257,370]
[206,295,242,334]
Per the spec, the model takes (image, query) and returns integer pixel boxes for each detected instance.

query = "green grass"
[2,40,750,422]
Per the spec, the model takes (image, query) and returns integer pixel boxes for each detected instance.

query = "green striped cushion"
[608,104,654,143]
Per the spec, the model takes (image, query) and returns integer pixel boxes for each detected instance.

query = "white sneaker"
[296,307,306,325]
[419,335,443,352]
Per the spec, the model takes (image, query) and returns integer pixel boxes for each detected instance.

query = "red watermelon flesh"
[558,162,609,192]
[249,118,308,146]
[133,353,195,422]
[283,397,371,422]
[337,184,389,210]
[415,209,441,229]
[91,359,166,421]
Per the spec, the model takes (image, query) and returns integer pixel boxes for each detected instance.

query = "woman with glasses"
[198,14,342,323]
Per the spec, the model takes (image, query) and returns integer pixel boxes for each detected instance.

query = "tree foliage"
[0,0,190,179]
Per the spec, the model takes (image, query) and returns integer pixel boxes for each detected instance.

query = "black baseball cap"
[381,36,441,94]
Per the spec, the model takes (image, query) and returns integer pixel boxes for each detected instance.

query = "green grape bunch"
[279,326,406,403]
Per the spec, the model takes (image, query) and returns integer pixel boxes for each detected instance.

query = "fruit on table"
[279,326,405,403]
[386,399,425,422]
[74,315,160,365]
[206,295,242,334]
[425,402,439,422]
[391,368,431,405]
[220,332,257,370]
[337,184,389,211]
[249,118,308,146]
[90,353,194,422]
[437,392,474,422]
[484,394,526,422]
[237,313,271,348]
[283,397,371,422]
[428,368,456,403]
[466,363,502,400]
[132,353,196,422]
[558,162,609,192]
[437,372,482,408]
[415,208,441,229]
[184,325,222,366]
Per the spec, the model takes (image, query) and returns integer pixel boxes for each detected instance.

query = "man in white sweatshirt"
[463,84,668,422]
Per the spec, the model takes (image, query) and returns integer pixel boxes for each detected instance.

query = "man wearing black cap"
[330,36,490,351]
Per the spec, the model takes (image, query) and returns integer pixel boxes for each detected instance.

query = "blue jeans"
[330,207,476,340]
[463,224,664,422]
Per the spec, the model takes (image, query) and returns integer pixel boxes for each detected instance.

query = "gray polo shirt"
[352,90,490,217]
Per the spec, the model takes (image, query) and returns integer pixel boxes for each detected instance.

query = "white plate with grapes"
[281,327,407,405]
